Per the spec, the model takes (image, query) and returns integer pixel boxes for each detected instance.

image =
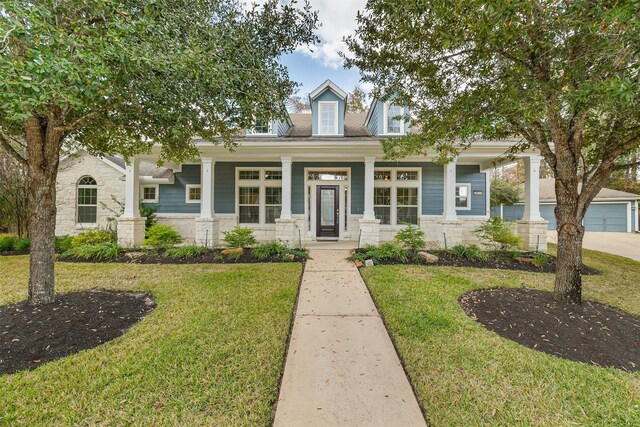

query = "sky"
[242,0,369,97]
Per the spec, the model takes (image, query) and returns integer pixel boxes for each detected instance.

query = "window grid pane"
[456,185,470,208]
[189,187,201,201]
[265,206,281,224]
[387,105,402,134]
[77,188,97,205]
[239,206,260,223]
[320,103,336,134]
[143,187,156,200]
[396,170,418,181]
[374,207,391,225]
[265,171,282,180]
[397,187,418,206]
[239,187,259,205]
[254,119,270,134]
[239,170,260,180]
[374,188,391,206]
[374,171,392,181]
[397,207,418,224]
[77,206,97,223]
[307,171,348,181]
[265,187,282,205]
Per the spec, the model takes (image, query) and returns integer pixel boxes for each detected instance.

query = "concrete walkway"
[548,231,640,261]
[273,250,426,427]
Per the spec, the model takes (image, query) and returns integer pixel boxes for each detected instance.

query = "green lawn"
[361,247,640,426]
[0,256,301,426]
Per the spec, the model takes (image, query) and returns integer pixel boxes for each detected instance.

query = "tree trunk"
[25,117,63,306]
[553,198,584,304]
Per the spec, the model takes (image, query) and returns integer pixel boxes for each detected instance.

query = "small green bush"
[165,245,209,258]
[223,227,257,248]
[12,237,30,251]
[55,235,74,252]
[144,224,183,249]
[448,244,486,261]
[140,204,158,231]
[348,242,408,265]
[59,243,123,260]
[0,235,16,251]
[475,218,522,251]
[394,223,426,252]
[532,251,550,268]
[72,229,114,248]
[251,241,308,261]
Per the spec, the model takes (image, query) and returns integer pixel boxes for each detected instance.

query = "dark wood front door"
[316,185,339,238]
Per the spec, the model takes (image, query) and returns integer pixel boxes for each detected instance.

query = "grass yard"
[0,256,301,426]
[361,246,640,426]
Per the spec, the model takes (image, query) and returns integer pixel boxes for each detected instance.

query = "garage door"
[583,203,628,232]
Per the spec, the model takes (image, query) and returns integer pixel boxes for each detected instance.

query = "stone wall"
[156,215,197,243]
[55,153,125,236]
[418,216,487,249]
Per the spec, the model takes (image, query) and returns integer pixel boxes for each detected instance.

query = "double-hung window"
[318,101,338,135]
[384,103,404,135]
[248,118,272,135]
[77,176,97,224]
[237,168,282,224]
[374,169,420,225]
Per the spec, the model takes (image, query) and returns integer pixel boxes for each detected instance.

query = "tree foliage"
[346,0,640,303]
[347,85,368,113]
[286,95,311,113]
[490,179,521,207]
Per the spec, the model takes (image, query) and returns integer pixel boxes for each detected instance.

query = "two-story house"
[55,79,548,250]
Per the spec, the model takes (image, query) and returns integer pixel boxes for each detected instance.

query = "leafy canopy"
[0,0,318,161]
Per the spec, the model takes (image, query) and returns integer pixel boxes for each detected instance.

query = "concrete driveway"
[547,231,640,261]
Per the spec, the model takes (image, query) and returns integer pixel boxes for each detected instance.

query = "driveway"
[547,231,640,261]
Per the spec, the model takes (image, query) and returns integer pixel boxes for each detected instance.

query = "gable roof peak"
[309,79,348,101]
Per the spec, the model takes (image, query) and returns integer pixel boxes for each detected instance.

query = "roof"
[539,178,640,202]
[284,113,371,138]
[104,155,173,179]
[308,79,348,101]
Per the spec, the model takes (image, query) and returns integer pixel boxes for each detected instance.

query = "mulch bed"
[0,289,155,375]
[459,288,640,372]
[56,248,307,264]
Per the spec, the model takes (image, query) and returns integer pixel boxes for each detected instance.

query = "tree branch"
[0,133,27,167]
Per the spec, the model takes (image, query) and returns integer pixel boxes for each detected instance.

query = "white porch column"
[195,156,219,247]
[443,159,457,220]
[117,157,145,247]
[522,155,543,221]
[280,155,292,219]
[123,157,140,218]
[200,157,215,218]
[363,155,376,220]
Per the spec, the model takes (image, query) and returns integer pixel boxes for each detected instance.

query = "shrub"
[532,251,550,268]
[165,245,209,258]
[0,235,16,251]
[223,227,257,248]
[59,243,123,260]
[72,229,114,248]
[394,223,426,252]
[448,244,487,261]
[12,237,30,251]
[140,204,158,231]
[251,241,309,261]
[475,218,522,251]
[349,242,408,265]
[55,235,74,252]
[144,224,183,249]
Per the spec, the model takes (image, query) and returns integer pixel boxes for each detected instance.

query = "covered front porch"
[116,140,547,251]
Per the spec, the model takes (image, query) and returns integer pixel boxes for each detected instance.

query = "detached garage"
[494,179,640,232]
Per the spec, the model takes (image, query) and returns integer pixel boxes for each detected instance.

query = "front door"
[316,185,339,238]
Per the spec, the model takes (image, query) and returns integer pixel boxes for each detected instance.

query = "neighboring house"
[493,178,640,232]
[55,79,547,250]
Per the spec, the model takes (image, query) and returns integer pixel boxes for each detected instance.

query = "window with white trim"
[77,176,97,224]
[237,168,282,224]
[455,183,471,209]
[374,169,420,225]
[318,101,338,134]
[384,103,404,135]
[186,184,201,203]
[248,118,272,135]
[141,185,158,203]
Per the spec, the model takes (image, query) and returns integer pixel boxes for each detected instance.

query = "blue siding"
[214,162,281,214]
[456,165,487,216]
[292,162,364,215]
[311,89,345,135]
[376,162,444,215]
[366,100,410,136]
[156,164,201,214]
[275,119,290,136]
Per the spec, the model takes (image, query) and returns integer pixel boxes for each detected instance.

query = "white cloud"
[241,0,367,69]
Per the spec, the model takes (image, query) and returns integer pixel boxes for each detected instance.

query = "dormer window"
[384,103,404,135]
[248,118,272,135]
[319,101,338,135]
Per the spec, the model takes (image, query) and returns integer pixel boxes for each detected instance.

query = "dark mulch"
[57,248,306,264]
[0,250,30,256]
[0,289,155,375]
[354,249,599,274]
[459,288,640,372]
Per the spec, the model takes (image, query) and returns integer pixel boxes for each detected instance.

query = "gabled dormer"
[364,97,410,136]
[246,107,293,137]
[309,80,347,136]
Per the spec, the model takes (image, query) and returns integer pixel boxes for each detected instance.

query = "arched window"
[77,176,97,224]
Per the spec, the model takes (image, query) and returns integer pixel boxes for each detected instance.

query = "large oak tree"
[346,0,640,303]
[0,0,318,305]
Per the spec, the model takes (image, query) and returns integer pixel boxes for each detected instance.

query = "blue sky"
[242,0,369,97]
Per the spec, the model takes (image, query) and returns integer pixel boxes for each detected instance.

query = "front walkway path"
[273,250,426,427]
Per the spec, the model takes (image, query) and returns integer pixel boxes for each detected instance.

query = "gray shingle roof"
[285,113,371,138]
[104,155,173,179]
[539,178,640,202]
